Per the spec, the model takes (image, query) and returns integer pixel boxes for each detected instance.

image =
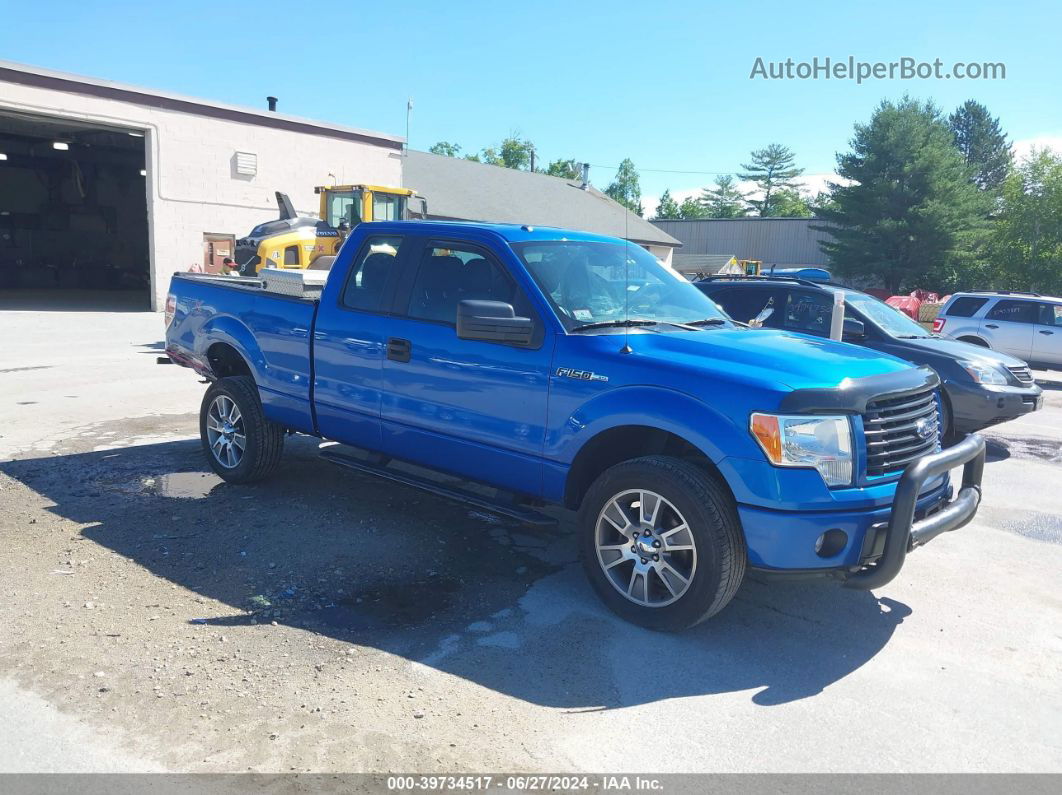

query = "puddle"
[985,436,1062,464]
[152,472,223,499]
[1000,511,1062,544]
[296,577,464,632]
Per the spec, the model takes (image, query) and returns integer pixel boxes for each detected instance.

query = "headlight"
[960,360,1009,385]
[750,413,853,487]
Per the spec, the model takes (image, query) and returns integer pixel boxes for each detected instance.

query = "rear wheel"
[579,456,746,631]
[200,376,284,483]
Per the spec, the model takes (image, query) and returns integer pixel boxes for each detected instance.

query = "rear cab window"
[710,287,778,324]
[341,235,403,312]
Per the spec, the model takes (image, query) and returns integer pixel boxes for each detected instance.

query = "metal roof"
[0,59,404,149]
[404,150,680,248]
[652,217,831,266]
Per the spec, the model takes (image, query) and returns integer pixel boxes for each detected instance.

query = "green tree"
[605,158,643,216]
[679,196,708,219]
[738,144,804,217]
[949,100,1012,192]
[700,175,749,218]
[770,188,813,217]
[654,189,682,219]
[989,148,1062,293]
[428,141,462,157]
[480,135,535,170]
[815,97,989,293]
[545,158,582,179]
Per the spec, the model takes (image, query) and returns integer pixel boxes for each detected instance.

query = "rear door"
[980,299,1036,360]
[1033,301,1062,365]
[378,239,554,496]
[313,234,407,450]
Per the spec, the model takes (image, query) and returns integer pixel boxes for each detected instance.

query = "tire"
[578,455,746,631]
[199,376,284,483]
[939,392,959,447]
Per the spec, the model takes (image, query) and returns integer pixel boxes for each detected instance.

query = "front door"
[981,299,1036,360]
[379,240,553,496]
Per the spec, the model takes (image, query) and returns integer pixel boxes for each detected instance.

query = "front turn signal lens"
[750,413,782,463]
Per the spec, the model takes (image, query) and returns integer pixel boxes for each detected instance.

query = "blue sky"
[5,0,1061,212]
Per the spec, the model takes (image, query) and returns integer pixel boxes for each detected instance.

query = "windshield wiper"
[685,318,728,327]
[895,334,931,339]
[570,318,661,332]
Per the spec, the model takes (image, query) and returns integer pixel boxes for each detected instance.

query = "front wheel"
[578,456,746,631]
[199,376,284,483]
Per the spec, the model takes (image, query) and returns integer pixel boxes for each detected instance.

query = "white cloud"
[1012,135,1062,162]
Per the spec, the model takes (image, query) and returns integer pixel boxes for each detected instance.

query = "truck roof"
[357,220,630,245]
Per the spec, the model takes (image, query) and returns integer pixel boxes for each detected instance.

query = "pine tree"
[737,144,803,216]
[654,189,682,219]
[700,175,749,218]
[815,97,990,293]
[949,100,1012,192]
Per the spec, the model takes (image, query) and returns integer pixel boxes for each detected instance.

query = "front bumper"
[947,379,1042,433]
[740,434,985,582]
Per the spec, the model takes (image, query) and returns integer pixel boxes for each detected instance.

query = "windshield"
[842,290,931,338]
[513,241,731,331]
[326,191,362,228]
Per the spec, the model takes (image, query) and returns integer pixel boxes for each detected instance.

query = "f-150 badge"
[555,367,608,383]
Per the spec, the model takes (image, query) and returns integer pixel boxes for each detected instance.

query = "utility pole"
[529,146,536,172]
[405,98,413,156]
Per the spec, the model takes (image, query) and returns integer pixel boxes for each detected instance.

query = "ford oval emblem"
[916,417,935,440]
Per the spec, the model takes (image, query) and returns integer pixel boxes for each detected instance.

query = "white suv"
[935,291,1062,367]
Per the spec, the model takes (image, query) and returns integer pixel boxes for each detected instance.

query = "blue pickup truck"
[164,221,986,630]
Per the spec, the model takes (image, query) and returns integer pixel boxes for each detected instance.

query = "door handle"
[387,337,412,363]
[1040,330,1055,335]
[984,323,999,329]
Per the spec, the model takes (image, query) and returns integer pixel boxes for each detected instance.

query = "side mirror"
[842,317,866,340]
[457,300,534,345]
[749,305,774,328]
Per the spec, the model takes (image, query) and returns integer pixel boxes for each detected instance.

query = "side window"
[341,236,402,311]
[283,245,299,266]
[986,299,1037,324]
[1039,302,1062,327]
[945,296,989,317]
[408,244,528,325]
[710,288,775,324]
[372,193,402,221]
[782,290,832,335]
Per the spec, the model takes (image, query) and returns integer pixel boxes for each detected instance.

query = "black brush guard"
[845,434,986,590]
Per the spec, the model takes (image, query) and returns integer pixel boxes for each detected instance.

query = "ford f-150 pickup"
[164,221,986,630]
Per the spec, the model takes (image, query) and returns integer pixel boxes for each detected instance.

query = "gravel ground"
[1,301,1060,773]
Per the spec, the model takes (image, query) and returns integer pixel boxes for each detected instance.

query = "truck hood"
[635,327,914,391]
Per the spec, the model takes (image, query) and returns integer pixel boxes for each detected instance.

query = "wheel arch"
[563,424,731,510]
[197,316,267,383]
[957,335,990,347]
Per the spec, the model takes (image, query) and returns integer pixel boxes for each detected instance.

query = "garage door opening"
[0,111,150,310]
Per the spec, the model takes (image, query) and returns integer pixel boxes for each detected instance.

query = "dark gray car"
[697,276,1043,441]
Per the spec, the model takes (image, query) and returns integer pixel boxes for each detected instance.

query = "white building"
[0,60,403,310]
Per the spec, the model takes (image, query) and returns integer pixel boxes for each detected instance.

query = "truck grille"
[863,388,940,477]
[1007,365,1034,384]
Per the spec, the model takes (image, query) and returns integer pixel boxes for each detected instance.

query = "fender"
[197,314,268,383]
[548,384,765,466]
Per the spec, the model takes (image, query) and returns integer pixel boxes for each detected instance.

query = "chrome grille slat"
[863,386,940,477]
[1007,365,1033,384]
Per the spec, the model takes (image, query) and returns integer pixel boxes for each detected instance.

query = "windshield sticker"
[573,308,593,321]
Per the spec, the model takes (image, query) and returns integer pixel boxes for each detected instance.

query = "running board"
[319,449,557,526]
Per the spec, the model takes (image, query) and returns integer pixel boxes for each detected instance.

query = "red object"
[910,289,940,303]
[932,317,946,333]
[886,295,922,319]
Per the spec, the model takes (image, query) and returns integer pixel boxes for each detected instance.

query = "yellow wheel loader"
[235,185,426,274]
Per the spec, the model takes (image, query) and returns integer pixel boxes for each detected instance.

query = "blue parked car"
[164,221,985,630]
